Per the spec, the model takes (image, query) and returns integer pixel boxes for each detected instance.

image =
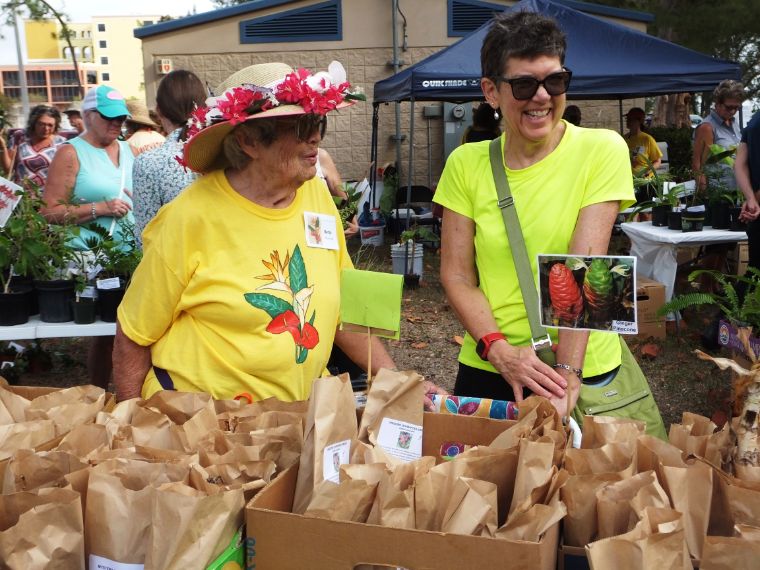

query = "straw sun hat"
[125,100,159,128]
[182,61,364,173]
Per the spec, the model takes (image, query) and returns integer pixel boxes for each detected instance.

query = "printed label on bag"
[96,277,121,290]
[323,439,351,483]
[611,320,637,334]
[304,212,339,250]
[377,417,423,462]
[89,554,144,570]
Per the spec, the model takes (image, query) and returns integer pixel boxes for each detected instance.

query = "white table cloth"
[621,221,747,304]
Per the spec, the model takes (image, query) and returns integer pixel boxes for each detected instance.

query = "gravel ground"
[5,239,734,430]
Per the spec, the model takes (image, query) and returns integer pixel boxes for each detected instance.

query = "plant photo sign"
[0,177,22,229]
[538,254,637,334]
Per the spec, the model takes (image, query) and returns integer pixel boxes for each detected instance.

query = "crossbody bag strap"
[488,138,555,366]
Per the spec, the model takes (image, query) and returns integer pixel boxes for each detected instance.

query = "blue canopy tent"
[371,0,741,233]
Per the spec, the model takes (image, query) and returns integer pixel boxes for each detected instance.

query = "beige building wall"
[138,0,648,184]
[93,15,161,100]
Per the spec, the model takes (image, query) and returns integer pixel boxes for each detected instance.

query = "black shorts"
[454,362,527,401]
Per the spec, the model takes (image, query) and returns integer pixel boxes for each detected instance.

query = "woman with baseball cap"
[42,84,137,388]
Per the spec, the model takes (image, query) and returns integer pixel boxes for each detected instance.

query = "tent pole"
[370,103,379,208]
[618,98,624,134]
[406,98,415,231]
[392,0,403,178]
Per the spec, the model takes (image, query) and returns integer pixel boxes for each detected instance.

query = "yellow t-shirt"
[625,131,662,175]
[433,122,635,377]
[117,170,352,401]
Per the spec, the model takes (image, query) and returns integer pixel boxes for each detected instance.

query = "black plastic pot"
[681,211,705,232]
[0,290,30,326]
[652,205,670,227]
[97,283,125,323]
[34,279,75,322]
[729,207,747,232]
[9,275,37,315]
[72,297,97,324]
[711,202,731,229]
[667,211,682,230]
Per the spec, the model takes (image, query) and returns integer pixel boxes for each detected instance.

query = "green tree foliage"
[594,0,760,101]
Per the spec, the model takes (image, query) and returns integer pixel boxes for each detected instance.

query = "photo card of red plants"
[538,254,637,334]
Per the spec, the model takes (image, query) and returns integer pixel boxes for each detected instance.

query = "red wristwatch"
[476,332,507,360]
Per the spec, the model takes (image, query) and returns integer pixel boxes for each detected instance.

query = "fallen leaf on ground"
[452,335,464,346]
[406,316,424,323]
[411,342,428,349]
[640,343,661,359]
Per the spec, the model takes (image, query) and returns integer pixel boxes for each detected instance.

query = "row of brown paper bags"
[0,386,310,569]
[290,369,571,541]
[562,411,760,568]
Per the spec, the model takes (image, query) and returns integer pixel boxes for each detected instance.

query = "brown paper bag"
[668,412,732,468]
[292,375,358,514]
[0,419,56,461]
[561,472,622,546]
[366,456,434,529]
[2,449,88,493]
[637,435,713,560]
[508,439,555,515]
[0,487,85,569]
[440,476,498,537]
[581,415,646,449]
[565,441,636,477]
[586,507,691,570]
[358,368,424,463]
[596,470,671,539]
[304,478,379,522]
[144,481,244,570]
[700,535,760,569]
[717,472,760,528]
[415,446,518,531]
[496,469,568,542]
[25,385,106,436]
[0,382,29,424]
[85,458,189,565]
[55,423,111,459]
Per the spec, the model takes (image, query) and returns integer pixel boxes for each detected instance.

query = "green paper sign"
[340,269,403,339]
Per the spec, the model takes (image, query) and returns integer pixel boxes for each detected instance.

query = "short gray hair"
[713,80,744,104]
[222,119,279,170]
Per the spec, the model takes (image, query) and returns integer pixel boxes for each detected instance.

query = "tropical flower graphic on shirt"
[244,245,319,364]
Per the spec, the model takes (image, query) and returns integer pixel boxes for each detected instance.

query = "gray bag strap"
[488,138,555,366]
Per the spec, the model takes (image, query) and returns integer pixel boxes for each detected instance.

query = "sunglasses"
[96,110,127,124]
[494,69,573,101]
[280,115,328,141]
[721,103,740,112]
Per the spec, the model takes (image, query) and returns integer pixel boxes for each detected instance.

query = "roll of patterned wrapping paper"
[430,395,518,420]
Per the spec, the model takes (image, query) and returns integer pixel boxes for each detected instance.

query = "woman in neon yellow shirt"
[112,62,403,403]
[434,11,664,437]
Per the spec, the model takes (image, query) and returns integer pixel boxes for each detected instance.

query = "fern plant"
[658,267,760,328]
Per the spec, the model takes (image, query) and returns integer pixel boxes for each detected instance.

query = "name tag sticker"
[304,212,339,250]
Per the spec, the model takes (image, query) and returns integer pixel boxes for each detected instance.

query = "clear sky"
[1,0,217,64]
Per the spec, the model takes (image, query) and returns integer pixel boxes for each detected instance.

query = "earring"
[493,108,500,121]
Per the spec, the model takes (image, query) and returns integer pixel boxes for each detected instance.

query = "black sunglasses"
[280,115,328,141]
[721,103,740,112]
[494,69,573,101]
[96,110,127,123]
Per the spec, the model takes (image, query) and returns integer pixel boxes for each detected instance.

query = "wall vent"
[240,0,341,44]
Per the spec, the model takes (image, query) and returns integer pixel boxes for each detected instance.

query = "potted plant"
[0,185,72,324]
[699,144,740,230]
[79,221,141,323]
[68,249,97,324]
[334,183,362,234]
[629,158,686,227]
[391,225,439,287]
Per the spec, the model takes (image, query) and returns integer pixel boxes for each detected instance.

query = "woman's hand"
[487,340,567,402]
[344,216,359,239]
[104,197,132,218]
[740,198,760,222]
[547,368,581,417]
[422,379,448,412]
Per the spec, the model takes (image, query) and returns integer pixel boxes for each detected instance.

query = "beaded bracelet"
[91,202,97,220]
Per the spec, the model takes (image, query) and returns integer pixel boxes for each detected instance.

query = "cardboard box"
[718,319,760,364]
[636,275,666,339]
[246,413,559,570]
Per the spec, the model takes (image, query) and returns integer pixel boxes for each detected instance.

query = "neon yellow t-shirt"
[433,122,635,377]
[625,131,662,174]
[117,170,352,402]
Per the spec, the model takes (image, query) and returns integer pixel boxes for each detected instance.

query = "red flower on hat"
[217,87,271,125]
[275,68,312,106]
